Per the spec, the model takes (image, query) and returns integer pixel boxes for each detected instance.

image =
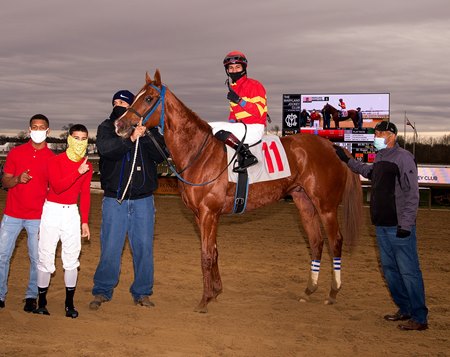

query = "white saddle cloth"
[226,135,291,183]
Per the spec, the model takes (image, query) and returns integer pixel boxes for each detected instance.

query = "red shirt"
[3,141,54,219]
[46,153,93,224]
[310,112,320,121]
[229,76,267,125]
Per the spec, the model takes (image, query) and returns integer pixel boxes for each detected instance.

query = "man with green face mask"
[33,124,92,319]
[334,121,428,331]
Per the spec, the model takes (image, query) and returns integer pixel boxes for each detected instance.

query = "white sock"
[37,270,51,288]
[64,269,78,288]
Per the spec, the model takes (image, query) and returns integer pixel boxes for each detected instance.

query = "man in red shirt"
[310,110,321,129]
[33,124,92,318]
[0,114,54,311]
[209,51,268,172]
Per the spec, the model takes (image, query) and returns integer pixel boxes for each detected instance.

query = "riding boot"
[214,130,258,172]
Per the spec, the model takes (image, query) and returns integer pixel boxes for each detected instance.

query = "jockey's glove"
[333,145,350,164]
[396,227,411,238]
[227,89,241,104]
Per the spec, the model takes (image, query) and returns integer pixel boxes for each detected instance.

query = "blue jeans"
[376,226,428,324]
[92,196,155,300]
[0,215,40,301]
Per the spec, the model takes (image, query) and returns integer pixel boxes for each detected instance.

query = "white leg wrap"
[332,257,342,290]
[310,260,321,285]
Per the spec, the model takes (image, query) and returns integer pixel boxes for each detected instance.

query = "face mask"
[373,137,387,151]
[30,129,48,144]
[66,135,88,162]
[228,70,246,83]
[112,105,127,119]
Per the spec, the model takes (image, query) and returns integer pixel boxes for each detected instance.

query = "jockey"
[338,98,346,118]
[209,51,268,172]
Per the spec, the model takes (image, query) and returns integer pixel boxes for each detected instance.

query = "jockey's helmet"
[223,51,248,69]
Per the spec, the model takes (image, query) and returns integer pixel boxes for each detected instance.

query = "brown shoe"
[384,311,411,321]
[89,295,109,311]
[398,320,428,331]
[134,296,155,307]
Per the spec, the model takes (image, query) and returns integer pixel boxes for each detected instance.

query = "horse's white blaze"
[133,89,146,103]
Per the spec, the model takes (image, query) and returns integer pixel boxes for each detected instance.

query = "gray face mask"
[30,129,48,144]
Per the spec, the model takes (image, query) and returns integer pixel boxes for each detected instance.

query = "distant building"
[0,143,16,153]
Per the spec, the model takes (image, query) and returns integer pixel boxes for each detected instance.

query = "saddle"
[225,135,291,214]
[226,134,291,184]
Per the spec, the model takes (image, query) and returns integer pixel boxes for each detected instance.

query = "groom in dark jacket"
[90,90,166,310]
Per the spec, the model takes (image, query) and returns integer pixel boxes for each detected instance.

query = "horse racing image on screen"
[282,93,390,163]
[300,93,390,129]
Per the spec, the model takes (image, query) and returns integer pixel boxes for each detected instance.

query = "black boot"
[33,287,50,315]
[65,287,79,319]
[214,130,257,172]
[236,144,258,172]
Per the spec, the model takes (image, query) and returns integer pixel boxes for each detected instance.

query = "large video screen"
[282,93,390,163]
[300,93,390,128]
[282,93,390,134]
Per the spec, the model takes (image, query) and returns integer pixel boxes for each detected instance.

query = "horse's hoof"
[299,294,310,302]
[194,304,208,313]
[324,297,337,305]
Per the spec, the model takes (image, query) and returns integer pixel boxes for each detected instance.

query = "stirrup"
[232,157,257,173]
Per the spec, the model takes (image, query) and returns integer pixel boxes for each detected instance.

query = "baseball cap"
[375,121,398,135]
[112,90,135,106]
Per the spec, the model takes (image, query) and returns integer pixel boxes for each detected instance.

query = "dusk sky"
[1,0,449,138]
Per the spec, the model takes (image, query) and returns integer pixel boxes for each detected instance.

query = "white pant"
[209,122,265,145]
[37,201,81,274]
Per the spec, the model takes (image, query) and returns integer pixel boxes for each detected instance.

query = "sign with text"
[300,127,377,163]
[282,94,301,135]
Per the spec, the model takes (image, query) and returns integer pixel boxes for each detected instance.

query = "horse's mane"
[169,89,213,133]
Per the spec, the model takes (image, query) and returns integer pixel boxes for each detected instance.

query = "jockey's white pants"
[37,201,81,275]
[209,122,265,145]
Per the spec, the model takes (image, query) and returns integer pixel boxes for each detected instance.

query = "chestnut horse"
[115,70,363,313]
[323,103,358,128]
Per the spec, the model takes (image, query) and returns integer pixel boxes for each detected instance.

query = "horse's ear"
[154,69,162,87]
[146,71,152,84]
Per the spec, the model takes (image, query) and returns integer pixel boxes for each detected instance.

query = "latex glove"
[396,227,411,238]
[333,145,350,163]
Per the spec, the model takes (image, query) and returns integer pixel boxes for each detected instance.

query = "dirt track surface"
[0,190,449,356]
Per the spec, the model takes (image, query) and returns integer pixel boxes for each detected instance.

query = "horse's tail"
[342,167,363,248]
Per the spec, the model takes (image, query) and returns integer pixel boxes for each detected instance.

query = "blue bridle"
[128,84,166,134]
